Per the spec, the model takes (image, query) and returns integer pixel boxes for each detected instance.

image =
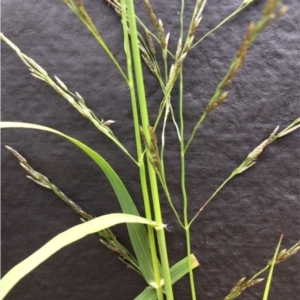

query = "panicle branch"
[5,145,140,273]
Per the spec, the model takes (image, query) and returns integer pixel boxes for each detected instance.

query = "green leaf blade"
[1,122,156,285]
[0,213,155,300]
[134,254,200,300]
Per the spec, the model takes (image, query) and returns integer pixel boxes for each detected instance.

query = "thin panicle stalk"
[63,0,128,83]
[224,239,300,300]
[154,0,206,131]
[5,145,141,272]
[125,0,174,298]
[0,34,138,165]
[105,0,176,59]
[185,1,289,151]
[191,0,254,50]
[179,49,197,300]
[2,0,299,299]
[120,1,163,298]
[190,119,299,225]
[178,0,197,298]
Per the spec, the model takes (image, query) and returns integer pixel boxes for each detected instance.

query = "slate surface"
[1,0,299,299]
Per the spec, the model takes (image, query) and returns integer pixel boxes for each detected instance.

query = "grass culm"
[1,0,299,299]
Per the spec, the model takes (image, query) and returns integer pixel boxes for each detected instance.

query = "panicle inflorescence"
[5,145,93,221]
[224,277,264,300]
[0,34,126,150]
[205,0,288,115]
[5,145,140,272]
[140,126,162,176]
[224,241,300,300]
[268,241,300,265]
[143,0,159,29]
[145,28,156,56]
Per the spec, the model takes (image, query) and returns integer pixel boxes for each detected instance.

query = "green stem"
[136,16,175,60]
[250,265,269,281]
[120,1,163,298]
[185,226,197,298]
[160,179,184,228]
[66,1,129,84]
[125,0,174,298]
[189,175,233,226]
[191,1,253,50]
[184,112,207,153]
[179,70,197,299]
[179,0,197,297]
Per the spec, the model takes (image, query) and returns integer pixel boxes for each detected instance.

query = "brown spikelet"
[220,22,255,90]
[158,19,166,49]
[145,29,156,56]
[143,0,159,29]
[260,5,289,32]
[236,22,255,61]
[175,38,182,60]
[263,0,278,16]
[5,146,28,164]
[205,92,228,113]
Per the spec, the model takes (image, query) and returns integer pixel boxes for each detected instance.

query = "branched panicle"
[234,126,279,175]
[1,33,112,135]
[157,19,166,50]
[274,117,300,139]
[5,145,94,221]
[205,0,288,115]
[224,241,300,300]
[145,28,156,56]
[155,0,206,121]
[143,0,159,29]
[64,0,129,83]
[141,1,170,62]
[1,34,139,164]
[139,42,159,76]
[224,277,264,300]
[5,145,140,271]
[105,0,161,81]
[234,118,299,176]
[140,126,162,175]
[191,118,300,224]
[65,0,99,34]
[106,0,122,16]
[2,1,298,299]
[205,92,228,113]
[268,240,300,265]
[182,0,206,54]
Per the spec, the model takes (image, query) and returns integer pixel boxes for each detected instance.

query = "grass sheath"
[1,0,299,299]
[125,0,174,297]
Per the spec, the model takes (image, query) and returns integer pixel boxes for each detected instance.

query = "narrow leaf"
[135,254,200,300]
[0,213,155,300]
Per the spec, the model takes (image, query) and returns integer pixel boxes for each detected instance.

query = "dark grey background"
[1,0,299,299]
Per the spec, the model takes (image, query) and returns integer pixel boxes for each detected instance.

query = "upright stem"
[120,1,163,298]
[179,0,197,298]
[191,1,254,50]
[179,69,197,299]
[126,0,174,299]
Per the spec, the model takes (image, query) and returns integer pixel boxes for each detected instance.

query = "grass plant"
[1,0,299,299]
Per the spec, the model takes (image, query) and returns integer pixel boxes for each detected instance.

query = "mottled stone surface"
[1,1,299,299]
